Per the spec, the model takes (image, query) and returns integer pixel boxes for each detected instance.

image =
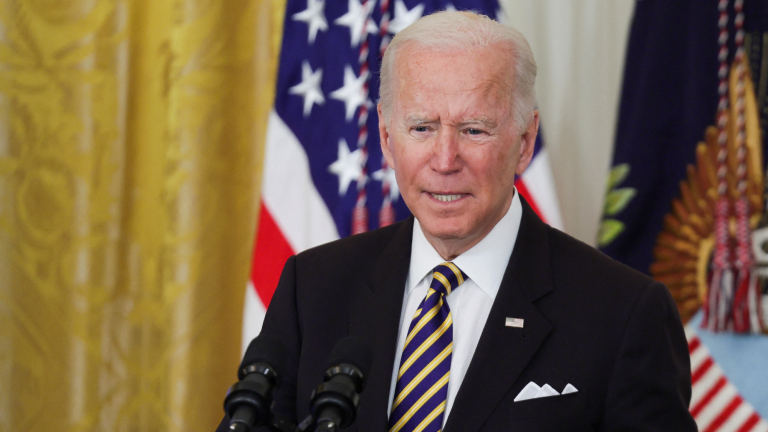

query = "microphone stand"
[268,415,299,432]
[295,414,315,432]
[294,413,338,432]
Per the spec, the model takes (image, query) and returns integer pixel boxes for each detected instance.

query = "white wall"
[500,0,636,245]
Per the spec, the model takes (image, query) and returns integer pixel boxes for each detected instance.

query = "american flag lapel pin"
[505,317,524,328]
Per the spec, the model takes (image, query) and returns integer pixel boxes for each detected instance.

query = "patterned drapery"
[0,0,284,430]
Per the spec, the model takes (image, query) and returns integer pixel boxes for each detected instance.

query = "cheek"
[392,142,427,181]
[389,146,412,185]
[469,149,517,190]
[393,157,419,190]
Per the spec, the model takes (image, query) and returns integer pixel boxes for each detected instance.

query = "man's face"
[378,43,539,257]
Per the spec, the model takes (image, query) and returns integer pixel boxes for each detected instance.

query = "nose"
[430,127,461,174]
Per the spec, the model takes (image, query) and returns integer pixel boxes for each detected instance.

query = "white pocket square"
[514,382,579,402]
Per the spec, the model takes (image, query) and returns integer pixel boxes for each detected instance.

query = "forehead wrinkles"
[393,44,515,114]
[396,78,514,128]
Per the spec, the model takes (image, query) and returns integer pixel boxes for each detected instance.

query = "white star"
[372,163,399,201]
[444,4,457,12]
[328,139,367,195]
[388,0,424,34]
[293,0,328,44]
[334,0,378,47]
[288,61,325,117]
[330,65,368,121]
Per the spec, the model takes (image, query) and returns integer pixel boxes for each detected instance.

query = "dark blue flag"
[598,0,768,428]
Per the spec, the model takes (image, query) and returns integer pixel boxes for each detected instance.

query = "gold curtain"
[0,0,285,430]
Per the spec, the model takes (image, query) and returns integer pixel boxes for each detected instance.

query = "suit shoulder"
[542,226,680,345]
[295,217,411,266]
[546,225,656,291]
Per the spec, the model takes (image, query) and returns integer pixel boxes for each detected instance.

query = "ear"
[378,103,396,170]
[515,110,540,176]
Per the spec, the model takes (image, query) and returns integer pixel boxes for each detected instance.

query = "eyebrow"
[403,115,497,129]
[458,116,497,129]
[404,115,435,125]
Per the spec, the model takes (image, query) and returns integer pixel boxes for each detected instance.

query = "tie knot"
[430,262,468,296]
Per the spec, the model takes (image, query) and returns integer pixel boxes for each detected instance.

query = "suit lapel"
[349,217,414,432]
[444,198,555,432]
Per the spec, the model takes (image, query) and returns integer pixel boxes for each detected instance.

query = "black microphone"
[224,334,288,432]
[308,336,373,432]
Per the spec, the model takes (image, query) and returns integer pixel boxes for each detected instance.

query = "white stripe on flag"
[243,111,342,351]
[695,383,738,431]
[721,403,757,432]
[263,110,340,252]
[752,418,768,432]
[689,340,708,371]
[690,364,723,410]
[684,323,697,341]
[519,148,563,230]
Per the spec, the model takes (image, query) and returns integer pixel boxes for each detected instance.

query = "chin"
[419,219,472,241]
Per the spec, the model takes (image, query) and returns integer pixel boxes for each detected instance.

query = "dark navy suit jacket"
[217,197,696,431]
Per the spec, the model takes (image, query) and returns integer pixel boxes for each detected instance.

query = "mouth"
[429,193,467,203]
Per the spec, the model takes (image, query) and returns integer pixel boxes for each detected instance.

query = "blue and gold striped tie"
[388,262,468,432]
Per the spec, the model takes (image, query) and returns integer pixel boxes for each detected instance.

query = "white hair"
[379,10,537,130]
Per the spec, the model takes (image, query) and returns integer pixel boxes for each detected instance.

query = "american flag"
[243,0,563,352]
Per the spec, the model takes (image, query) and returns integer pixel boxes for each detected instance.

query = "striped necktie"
[388,262,468,432]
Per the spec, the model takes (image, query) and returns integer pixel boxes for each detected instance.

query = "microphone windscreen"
[326,335,373,378]
[239,334,288,380]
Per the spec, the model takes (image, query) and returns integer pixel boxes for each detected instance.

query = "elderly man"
[226,10,696,432]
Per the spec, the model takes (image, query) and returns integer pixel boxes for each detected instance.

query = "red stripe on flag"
[737,413,761,432]
[691,376,727,417]
[689,337,701,353]
[515,179,548,224]
[251,201,295,307]
[703,395,743,432]
[692,357,714,384]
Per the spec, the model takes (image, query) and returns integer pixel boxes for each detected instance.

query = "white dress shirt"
[387,191,523,426]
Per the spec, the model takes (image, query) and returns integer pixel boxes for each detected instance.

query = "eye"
[467,128,484,135]
[413,126,429,132]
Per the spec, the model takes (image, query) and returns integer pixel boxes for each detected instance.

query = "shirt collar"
[408,190,523,299]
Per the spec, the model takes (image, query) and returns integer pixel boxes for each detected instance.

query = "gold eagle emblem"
[650,55,765,328]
